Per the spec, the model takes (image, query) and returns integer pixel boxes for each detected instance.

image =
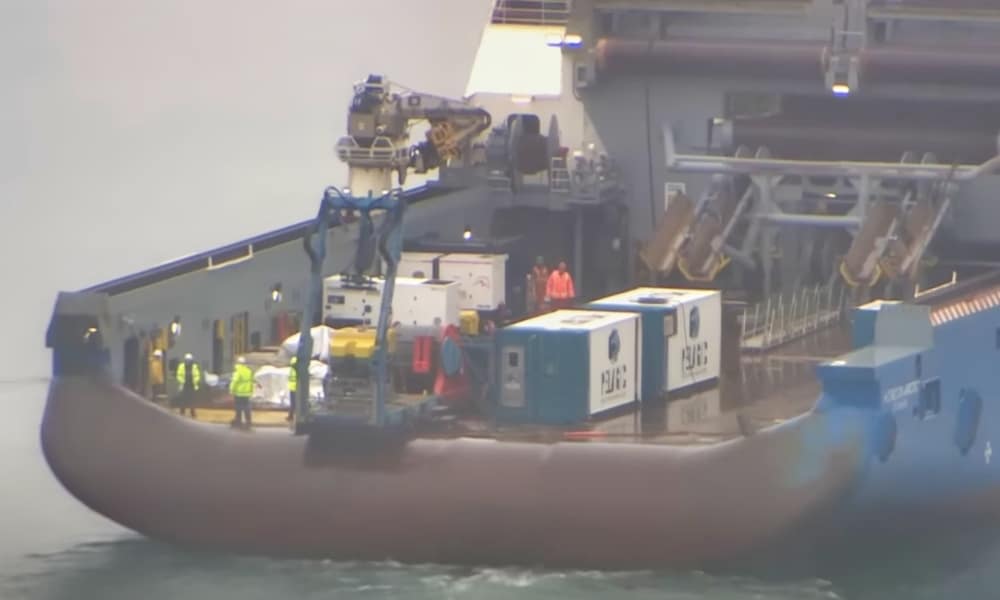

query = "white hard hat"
[236,356,246,364]
[152,349,163,357]
[184,353,193,360]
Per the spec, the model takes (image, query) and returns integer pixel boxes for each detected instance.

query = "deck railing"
[491,0,571,26]
[740,281,847,352]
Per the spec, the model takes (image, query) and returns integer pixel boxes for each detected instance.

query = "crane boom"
[335,74,491,195]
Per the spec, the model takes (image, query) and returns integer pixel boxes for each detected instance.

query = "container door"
[499,344,527,412]
[536,334,573,424]
[633,316,642,404]
[230,311,248,362]
[663,310,677,392]
[212,320,225,374]
[122,335,139,392]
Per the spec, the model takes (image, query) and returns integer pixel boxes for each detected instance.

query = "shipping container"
[392,277,461,328]
[495,309,642,425]
[586,287,721,397]
[437,253,508,311]
[322,276,460,329]
[323,276,383,327]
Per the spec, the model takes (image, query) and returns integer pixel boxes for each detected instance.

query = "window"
[914,379,942,420]
[508,352,519,367]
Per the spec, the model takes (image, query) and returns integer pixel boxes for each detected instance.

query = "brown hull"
[41,375,866,569]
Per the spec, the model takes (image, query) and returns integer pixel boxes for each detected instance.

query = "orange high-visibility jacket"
[546,270,575,300]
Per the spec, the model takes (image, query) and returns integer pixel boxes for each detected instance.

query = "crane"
[335,74,492,196]
[291,186,403,433]
[291,75,491,434]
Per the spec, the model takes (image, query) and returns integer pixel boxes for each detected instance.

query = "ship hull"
[42,374,868,570]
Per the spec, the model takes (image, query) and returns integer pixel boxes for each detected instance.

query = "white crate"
[663,290,722,392]
[437,253,508,311]
[392,277,461,328]
[323,275,460,329]
[323,277,384,326]
[587,287,721,394]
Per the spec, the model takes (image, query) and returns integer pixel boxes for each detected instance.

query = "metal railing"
[335,136,408,167]
[491,0,571,26]
[740,281,847,352]
[549,156,572,193]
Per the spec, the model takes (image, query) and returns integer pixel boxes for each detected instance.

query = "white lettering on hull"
[882,380,920,412]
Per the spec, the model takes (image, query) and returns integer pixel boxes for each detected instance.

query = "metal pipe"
[754,214,862,228]
[869,0,1000,24]
[596,38,823,79]
[595,37,1000,87]
[665,123,1000,181]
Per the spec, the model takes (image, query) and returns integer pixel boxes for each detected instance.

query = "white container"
[587,287,721,394]
[323,275,460,329]
[437,253,508,311]
[663,289,721,392]
[323,276,384,326]
[496,309,642,424]
[391,277,461,328]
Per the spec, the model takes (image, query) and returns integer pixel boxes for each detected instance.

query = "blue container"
[586,287,722,399]
[494,309,641,426]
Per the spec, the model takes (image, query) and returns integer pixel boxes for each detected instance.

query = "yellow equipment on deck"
[460,310,480,336]
[330,326,398,359]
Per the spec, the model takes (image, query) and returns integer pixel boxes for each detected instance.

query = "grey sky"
[1,0,492,379]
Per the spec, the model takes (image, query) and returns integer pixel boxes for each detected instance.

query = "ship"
[40,0,1000,573]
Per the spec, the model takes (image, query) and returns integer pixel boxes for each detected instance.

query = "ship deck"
[177,322,852,446]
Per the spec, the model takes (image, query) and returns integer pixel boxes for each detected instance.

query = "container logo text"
[601,364,628,400]
[681,341,710,374]
[602,329,627,403]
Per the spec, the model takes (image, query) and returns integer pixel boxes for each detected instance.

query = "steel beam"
[663,125,1000,181]
[754,214,862,228]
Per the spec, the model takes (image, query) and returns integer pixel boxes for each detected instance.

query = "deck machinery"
[294,75,493,433]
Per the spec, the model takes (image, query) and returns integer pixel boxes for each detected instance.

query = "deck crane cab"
[335,74,492,193]
[292,75,493,439]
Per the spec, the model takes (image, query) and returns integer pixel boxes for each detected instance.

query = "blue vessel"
[36,0,1000,574]
[823,281,1000,538]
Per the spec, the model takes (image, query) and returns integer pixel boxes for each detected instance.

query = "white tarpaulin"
[252,360,329,407]
[279,326,334,362]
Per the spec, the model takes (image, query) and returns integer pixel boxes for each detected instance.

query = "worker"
[545,260,576,309]
[526,256,550,314]
[286,355,298,422]
[229,356,255,429]
[174,353,201,418]
[149,349,165,403]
